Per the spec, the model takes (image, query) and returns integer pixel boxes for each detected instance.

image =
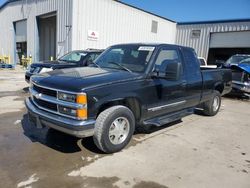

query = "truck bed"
[201,67,232,101]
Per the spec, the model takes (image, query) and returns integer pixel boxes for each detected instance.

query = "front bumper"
[232,81,250,95]
[25,98,95,138]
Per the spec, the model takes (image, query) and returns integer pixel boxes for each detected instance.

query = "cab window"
[154,49,182,74]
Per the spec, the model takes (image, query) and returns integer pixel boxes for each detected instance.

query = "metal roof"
[0,0,176,23]
[1,0,249,25]
[0,0,19,10]
[178,18,250,25]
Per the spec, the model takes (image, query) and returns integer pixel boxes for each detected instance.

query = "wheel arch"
[96,97,142,122]
[214,82,224,94]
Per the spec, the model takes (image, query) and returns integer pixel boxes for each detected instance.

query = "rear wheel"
[203,91,221,116]
[93,105,135,153]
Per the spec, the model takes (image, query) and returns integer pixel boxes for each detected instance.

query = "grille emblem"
[35,93,42,99]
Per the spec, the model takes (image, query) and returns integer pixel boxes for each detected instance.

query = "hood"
[30,60,76,69]
[31,67,142,92]
[231,64,250,74]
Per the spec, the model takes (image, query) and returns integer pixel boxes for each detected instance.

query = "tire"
[93,105,135,153]
[203,91,221,116]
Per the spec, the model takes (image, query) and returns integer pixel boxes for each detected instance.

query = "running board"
[143,108,194,127]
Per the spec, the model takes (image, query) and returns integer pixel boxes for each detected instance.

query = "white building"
[0,0,176,64]
[1,0,250,66]
[176,19,250,64]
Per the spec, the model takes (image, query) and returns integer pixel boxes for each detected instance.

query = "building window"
[191,30,201,38]
[151,20,158,33]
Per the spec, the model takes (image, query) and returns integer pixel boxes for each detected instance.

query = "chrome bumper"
[232,81,250,94]
[25,98,95,138]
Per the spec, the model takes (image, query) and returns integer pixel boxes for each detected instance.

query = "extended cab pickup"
[25,44,232,153]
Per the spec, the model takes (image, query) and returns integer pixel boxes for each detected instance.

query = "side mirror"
[165,62,182,81]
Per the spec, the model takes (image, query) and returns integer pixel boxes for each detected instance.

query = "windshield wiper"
[88,61,101,68]
[107,62,132,73]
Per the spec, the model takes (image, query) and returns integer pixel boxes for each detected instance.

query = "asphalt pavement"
[0,67,249,188]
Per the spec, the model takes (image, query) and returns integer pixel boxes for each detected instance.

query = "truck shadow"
[21,113,183,154]
[80,120,183,154]
[134,119,182,134]
[21,114,82,153]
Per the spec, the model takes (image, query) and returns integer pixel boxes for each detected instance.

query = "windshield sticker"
[138,46,155,51]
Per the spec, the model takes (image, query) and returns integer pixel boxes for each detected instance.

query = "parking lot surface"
[0,67,250,188]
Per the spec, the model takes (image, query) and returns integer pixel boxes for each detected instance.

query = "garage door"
[210,31,250,48]
[15,20,27,43]
[38,15,57,61]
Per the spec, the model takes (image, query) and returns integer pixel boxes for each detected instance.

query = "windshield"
[95,45,155,73]
[59,51,87,62]
[239,58,250,65]
[225,55,250,66]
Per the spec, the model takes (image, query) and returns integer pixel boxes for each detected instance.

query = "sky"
[121,0,250,22]
[1,0,250,22]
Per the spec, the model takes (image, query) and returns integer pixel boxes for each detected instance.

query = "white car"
[198,57,217,68]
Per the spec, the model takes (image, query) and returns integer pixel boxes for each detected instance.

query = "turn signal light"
[77,109,87,119]
[76,94,87,119]
[77,94,87,104]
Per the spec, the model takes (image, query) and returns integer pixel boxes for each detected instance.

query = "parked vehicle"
[224,54,250,67]
[25,43,232,153]
[225,54,250,97]
[25,49,103,82]
[198,57,217,68]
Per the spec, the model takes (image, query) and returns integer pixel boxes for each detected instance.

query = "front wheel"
[93,105,135,153]
[203,91,221,116]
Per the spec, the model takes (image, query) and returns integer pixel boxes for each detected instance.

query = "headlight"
[58,92,76,102]
[58,106,87,119]
[58,92,87,119]
[39,67,53,74]
[58,106,77,116]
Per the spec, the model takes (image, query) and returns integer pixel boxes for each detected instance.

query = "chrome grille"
[33,97,57,112]
[30,82,86,120]
[33,84,57,97]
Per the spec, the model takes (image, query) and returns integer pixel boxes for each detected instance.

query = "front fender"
[89,92,143,119]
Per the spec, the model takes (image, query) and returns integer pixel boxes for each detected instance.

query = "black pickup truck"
[25,49,103,82]
[25,43,232,153]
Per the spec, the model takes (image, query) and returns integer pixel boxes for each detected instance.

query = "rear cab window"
[182,47,201,80]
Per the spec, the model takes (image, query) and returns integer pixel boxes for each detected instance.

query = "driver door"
[146,46,187,119]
